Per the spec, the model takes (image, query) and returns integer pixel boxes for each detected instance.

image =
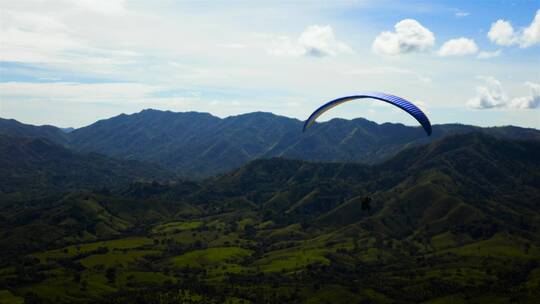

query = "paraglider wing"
[303,92,432,136]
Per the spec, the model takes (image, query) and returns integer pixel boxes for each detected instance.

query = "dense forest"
[1,116,539,303]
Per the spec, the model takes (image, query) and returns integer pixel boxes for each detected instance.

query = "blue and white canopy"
[303,92,432,136]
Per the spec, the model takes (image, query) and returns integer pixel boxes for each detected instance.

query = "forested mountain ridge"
[0,118,68,145]
[2,110,539,178]
[0,134,175,197]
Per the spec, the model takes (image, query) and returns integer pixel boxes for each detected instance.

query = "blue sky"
[0,0,539,128]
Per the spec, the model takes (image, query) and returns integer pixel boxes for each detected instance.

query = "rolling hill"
[0,135,175,197]
[1,132,538,303]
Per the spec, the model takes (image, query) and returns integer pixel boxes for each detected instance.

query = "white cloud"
[509,82,540,109]
[0,10,82,62]
[298,25,352,57]
[455,11,469,17]
[0,82,166,103]
[467,77,540,109]
[268,36,305,56]
[372,19,435,55]
[467,77,507,109]
[477,50,502,59]
[0,2,136,64]
[488,20,517,46]
[437,37,478,56]
[269,25,352,57]
[487,10,540,48]
[521,10,540,47]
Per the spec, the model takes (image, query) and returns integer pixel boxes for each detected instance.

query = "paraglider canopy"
[303,92,432,136]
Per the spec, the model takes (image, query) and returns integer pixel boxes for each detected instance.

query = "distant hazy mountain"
[1,111,539,178]
[0,135,174,196]
[61,127,75,133]
[0,118,68,145]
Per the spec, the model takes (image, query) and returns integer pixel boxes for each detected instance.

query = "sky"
[0,0,539,129]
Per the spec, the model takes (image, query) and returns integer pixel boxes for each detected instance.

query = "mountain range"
[2,110,540,178]
[1,110,539,303]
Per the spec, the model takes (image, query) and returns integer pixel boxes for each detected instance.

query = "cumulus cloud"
[477,50,502,59]
[298,25,352,56]
[467,77,507,109]
[521,10,540,47]
[509,82,540,109]
[372,19,435,55]
[467,77,540,109]
[488,20,517,46]
[487,10,540,48]
[269,25,352,57]
[437,37,478,56]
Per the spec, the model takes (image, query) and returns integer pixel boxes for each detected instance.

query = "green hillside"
[0,135,175,197]
[0,133,539,303]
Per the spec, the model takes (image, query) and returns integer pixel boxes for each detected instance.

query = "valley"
[0,129,539,303]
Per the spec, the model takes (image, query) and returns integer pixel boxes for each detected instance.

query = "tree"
[361,197,371,211]
[81,280,88,291]
[73,271,81,283]
[244,224,256,238]
[106,267,117,285]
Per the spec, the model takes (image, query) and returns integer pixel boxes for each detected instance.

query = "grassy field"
[254,247,330,273]
[151,221,203,234]
[171,247,252,269]
[78,249,161,268]
[34,236,154,261]
[305,285,362,304]
[445,233,539,258]
[0,290,24,304]
[5,213,540,304]
[4,221,540,303]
